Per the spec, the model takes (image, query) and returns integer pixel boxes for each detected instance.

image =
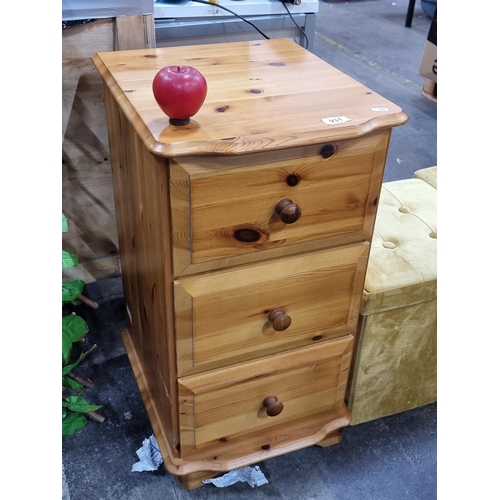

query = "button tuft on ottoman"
[347,174,437,425]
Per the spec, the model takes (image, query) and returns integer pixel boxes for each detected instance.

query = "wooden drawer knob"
[275,198,301,224]
[268,308,291,331]
[263,395,284,417]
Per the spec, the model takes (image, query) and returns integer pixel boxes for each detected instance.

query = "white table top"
[154,0,319,19]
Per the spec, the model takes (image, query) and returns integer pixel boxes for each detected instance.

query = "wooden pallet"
[62,15,156,283]
[422,78,437,102]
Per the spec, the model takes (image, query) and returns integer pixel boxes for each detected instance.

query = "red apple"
[152,65,208,126]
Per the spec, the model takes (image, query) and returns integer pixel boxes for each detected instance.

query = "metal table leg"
[405,0,416,27]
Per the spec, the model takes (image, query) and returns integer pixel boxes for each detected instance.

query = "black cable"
[279,0,309,50]
[184,0,308,50]
[189,0,271,39]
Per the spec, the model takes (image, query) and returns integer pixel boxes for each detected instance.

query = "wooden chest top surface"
[92,38,408,157]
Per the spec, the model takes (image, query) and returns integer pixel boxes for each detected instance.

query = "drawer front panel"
[170,131,389,275]
[175,243,368,376]
[178,336,353,456]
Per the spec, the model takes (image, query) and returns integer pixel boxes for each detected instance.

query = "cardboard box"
[419,10,437,83]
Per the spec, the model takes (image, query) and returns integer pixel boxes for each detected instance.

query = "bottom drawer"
[178,336,353,456]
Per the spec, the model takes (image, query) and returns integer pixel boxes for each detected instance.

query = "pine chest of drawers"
[92,38,407,490]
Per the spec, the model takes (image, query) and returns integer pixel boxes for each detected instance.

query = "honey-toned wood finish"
[170,131,390,276]
[94,39,407,490]
[176,470,220,491]
[178,337,353,455]
[124,327,351,481]
[175,244,368,376]
[102,83,180,450]
[92,38,407,158]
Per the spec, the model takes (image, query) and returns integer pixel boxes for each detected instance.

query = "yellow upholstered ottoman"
[413,165,437,188]
[347,174,437,425]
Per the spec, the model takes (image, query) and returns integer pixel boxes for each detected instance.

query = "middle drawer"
[174,242,369,376]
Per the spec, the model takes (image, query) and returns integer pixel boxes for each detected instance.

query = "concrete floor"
[62,1,437,498]
[312,0,437,182]
[62,278,437,500]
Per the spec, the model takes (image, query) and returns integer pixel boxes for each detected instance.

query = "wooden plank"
[91,39,408,158]
[62,15,156,282]
[115,15,156,51]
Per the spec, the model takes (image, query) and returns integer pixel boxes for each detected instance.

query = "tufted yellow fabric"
[348,171,437,425]
[413,165,437,188]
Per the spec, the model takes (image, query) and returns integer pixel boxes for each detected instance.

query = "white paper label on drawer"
[321,116,351,125]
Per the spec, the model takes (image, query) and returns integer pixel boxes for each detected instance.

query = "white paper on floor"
[131,435,163,472]
[202,466,268,488]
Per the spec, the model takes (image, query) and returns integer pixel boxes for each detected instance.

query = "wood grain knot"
[320,144,338,159]
[248,89,263,94]
[269,62,285,66]
[234,228,262,243]
[215,105,230,113]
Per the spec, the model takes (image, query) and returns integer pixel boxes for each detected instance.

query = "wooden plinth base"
[315,429,343,447]
[176,470,220,491]
[122,328,351,490]
[174,429,343,490]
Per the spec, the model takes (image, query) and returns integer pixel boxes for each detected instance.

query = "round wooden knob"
[268,308,291,331]
[275,198,302,224]
[263,395,284,417]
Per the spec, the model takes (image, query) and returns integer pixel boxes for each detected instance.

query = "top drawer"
[170,130,390,276]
